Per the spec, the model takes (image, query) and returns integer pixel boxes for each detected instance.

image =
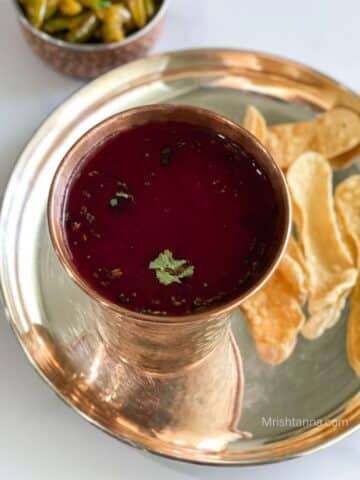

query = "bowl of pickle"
[15,0,168,79]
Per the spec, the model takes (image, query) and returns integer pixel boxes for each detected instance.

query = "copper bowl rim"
[13,0,169,52]
[48,104,291,324]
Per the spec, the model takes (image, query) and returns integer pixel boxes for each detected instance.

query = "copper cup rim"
[48,104,291,324]
[14,0,170,52]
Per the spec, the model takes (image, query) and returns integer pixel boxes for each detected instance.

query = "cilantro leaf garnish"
[149,249,195,286]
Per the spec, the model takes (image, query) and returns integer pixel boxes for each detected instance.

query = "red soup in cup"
[48,105,290,318]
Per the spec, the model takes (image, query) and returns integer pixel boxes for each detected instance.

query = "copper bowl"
[13,0,169,79]
[48,104,291,373]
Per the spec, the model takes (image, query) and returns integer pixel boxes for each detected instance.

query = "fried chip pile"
[243,106,360,170]
[335,176,360,376]
[242,237,307,365]
[287,152,357,339]
[270,108,360,170]
[242,105,360,368]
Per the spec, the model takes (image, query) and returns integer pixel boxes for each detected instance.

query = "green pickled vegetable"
[59,0,83,15]
[78,0,111,8]
[22,0,48,28]
[126,0,147,28]
[101,5,130,43]
[45,0,61,19]
[19,0,162,44]
[145,0,155,18]
[43,14,80,33]
[66,11,99,43]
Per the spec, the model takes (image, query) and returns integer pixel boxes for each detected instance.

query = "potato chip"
[347,280,360,376]
[243,105,268,145]
[331,142,360,170]
[287,152,357,339]
[270,108,360,170]
[278,236,309,304]
[242,271,305,365]
[242,237,307,365]
[335,175,360,267]
[243,106,282,172]
[302,286,352,339]
[286,235,307,270]
[335,175,360,375]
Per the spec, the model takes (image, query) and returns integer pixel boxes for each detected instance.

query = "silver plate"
[1,49,360,465]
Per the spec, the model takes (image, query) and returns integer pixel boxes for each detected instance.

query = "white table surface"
[1,0,359,478]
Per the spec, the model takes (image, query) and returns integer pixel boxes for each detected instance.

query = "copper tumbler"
[48,104,291,450]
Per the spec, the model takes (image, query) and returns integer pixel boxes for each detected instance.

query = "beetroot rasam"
[63,121,279,315]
